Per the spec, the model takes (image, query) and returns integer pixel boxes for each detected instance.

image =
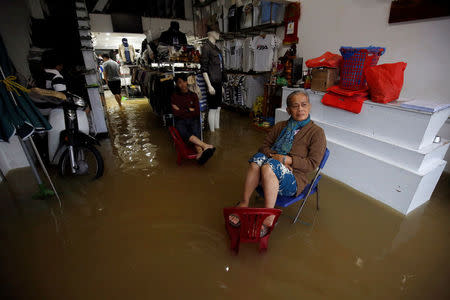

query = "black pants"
[175,118,201,143]
[107,80,121,95]
[207,82,222,109]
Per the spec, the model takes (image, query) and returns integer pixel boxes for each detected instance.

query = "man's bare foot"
[195,151,203,160]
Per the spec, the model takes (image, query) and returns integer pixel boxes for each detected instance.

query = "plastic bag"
[305,52,342,68]
[365,62,407,103]
[321,91,368,114]
[327,85,368,96]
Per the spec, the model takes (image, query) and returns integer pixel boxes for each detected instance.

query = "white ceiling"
[92,32,146,50]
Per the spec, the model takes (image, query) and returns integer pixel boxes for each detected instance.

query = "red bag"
[305,52,342,68]
[327,85,368,96]
[321,91,368,114]
[365,62,407,103]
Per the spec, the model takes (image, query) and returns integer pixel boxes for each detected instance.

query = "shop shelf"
[192,0,217,8]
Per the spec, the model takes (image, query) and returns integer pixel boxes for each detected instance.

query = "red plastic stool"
[223,207,282,254]
[168,126,197,165]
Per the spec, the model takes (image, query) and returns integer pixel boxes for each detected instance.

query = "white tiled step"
[315,118,449,174]
[281,87,450,150]
[323,138,446,215]
[276,106,449,173]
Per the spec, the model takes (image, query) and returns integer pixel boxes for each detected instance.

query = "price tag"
[287,21,295,34]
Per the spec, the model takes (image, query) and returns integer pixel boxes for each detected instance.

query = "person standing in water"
[102,53,122,107]
[171,73,216,165]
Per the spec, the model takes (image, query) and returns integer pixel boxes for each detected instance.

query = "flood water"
[1,94,449,299]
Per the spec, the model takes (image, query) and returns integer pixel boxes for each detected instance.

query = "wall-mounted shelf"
[192,0,217,8]
[220,22,284,39]
[225,70,271,75]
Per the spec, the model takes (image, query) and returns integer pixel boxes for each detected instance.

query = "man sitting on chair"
[229,91,326,235]
[171,73,215,165]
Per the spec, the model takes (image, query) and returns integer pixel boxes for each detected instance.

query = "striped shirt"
[44,68,67,92]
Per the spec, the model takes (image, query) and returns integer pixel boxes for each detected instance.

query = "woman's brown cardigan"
[258,120,327,196]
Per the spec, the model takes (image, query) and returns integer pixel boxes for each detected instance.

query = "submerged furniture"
[223,207,282,254]
[257,148,330,224]
[276,87,450,215]
[168,127,197,165]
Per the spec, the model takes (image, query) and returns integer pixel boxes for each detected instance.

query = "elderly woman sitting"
[230,91,326,235]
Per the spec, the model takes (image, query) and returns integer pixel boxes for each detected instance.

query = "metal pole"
[292,171,321,224]
[28,138,62,208]
[18,138,43,184]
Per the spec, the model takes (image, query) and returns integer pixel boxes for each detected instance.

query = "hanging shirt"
[250,34,280,72]
[223,40,232,70]
[228,4,242,32]
[240,1,253,29]
[242,37,254,72]
[229,39,243,70]
[260,0,282,24]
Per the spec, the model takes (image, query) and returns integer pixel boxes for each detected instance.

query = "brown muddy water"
[0,94,449,299]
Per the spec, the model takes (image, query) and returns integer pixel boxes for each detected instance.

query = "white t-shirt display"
[242,37,254,72]
[250,34,280,72]
[229,39,244,70]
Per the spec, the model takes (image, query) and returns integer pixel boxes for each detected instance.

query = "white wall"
[0,0,32,179]
[90,13,114,32]
[0,137,30,177]
[141,17,194,40]
[90,14,194,40]
[298,0,450,102]
[184,0,193,20]
[0,0,31,78]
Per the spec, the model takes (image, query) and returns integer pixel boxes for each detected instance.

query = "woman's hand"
[270,154,293,168]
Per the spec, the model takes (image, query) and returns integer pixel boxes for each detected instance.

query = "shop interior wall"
[90,14,194,41]
[0,0,32,178]
[298,0,450,172]
[298,0,450,102]
[141,17,194,40]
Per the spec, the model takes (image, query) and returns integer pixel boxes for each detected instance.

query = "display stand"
[275,87,449,215]
[76,0,108,135]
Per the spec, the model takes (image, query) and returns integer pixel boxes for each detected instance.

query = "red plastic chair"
[168,126,197,165]
[223,207,282,254]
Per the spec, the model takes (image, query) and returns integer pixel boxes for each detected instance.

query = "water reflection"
[107,99,159,175]
[0,94,448,299]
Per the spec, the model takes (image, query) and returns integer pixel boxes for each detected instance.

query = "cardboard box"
[311,68,339,92]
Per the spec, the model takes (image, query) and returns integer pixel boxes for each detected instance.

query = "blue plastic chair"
[257,148,330,224]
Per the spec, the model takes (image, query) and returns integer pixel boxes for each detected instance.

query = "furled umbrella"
[0,34,61,204]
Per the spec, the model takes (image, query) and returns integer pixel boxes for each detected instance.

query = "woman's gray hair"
[286,91,309,107]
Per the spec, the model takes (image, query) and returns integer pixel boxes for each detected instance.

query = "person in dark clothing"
[171,73,215,164]
[32,50,66,116]
[159,21,187,46]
